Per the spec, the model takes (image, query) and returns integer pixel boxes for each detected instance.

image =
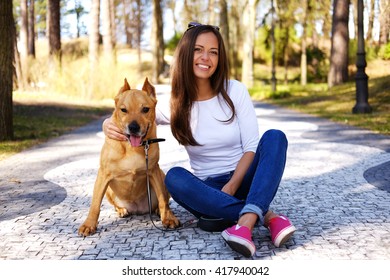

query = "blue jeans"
[165,129,288,226]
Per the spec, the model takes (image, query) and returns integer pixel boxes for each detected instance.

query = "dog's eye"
[121,108,127,113]
[142,107,150,113]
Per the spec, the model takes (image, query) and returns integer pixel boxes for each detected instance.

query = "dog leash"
[143,138,198,231]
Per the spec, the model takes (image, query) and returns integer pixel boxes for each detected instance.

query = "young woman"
[103,22,295,258]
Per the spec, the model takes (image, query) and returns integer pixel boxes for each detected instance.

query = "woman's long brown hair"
[170,25,235,146]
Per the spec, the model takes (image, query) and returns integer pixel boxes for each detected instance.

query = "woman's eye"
[121,108,127,113]
[210,50,218,56]
[142,107,150,113]
[194,48,203,53]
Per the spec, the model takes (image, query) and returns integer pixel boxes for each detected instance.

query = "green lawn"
[250,75,390,136]
[0,100,112,161]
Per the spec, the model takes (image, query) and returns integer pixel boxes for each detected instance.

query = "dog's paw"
[116,207,129,218]
[162,212,180,229]
[78,221,97,237]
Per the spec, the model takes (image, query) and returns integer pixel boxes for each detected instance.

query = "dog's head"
[113,77,157,147]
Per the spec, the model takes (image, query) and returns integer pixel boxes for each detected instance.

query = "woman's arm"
[102,117,128,141]
[221,151,255,196]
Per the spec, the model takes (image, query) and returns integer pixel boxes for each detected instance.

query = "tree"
[300,0,309,86]
[151,0,164,83]
[328,0,350,88]
[47,0,61,67]
[366,0,376,42]
[28,0,36,58]
[66,1,87,38]
[20,0,29,88]
[379,0,390,44]
[88,0,100,97]
[241,0,259,88]
[101,0,115,64]
[0,0,14,141]
[229,0,241,80]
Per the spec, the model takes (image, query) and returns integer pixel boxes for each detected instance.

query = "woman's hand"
[221,183,237,196]
[102,117,128,141]
[221,152,255,196]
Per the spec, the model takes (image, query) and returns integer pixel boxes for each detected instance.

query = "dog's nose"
[128,121,140,134]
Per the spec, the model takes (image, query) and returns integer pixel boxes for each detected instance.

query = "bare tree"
[241,0,259,88]
[328,0,350,88]
[0,0,14,140]
[151,0,164,83]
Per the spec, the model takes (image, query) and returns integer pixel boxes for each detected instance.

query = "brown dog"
[78,78,179,236]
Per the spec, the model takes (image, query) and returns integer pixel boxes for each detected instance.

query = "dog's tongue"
[129,135,143,147]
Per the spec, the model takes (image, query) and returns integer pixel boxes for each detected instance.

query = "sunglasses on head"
[186,22,220,32]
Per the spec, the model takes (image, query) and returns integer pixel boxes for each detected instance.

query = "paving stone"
[0,86,389,260]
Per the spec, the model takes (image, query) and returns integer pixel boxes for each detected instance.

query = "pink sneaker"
[221,225,256,257]
[267,215,296,247]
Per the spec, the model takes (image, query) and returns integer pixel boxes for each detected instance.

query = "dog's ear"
[115,78,131,106]
[121,78,131,93]
[142,77,156,98]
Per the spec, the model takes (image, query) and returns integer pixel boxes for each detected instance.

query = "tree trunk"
[14,26,25,90]
[20,0,29,88]
[151,0,164,83]
[379,0,390,44]
[88,0,100,98]
[366,0,376,42]
[136,0,142,76]
[301,0,308,86]
[352,0,358,39]
[101,0,115,64]
[230,0,240,80]
[0,0,14,141]
[219,0,230,68]
[241,0,258,88]
[109,0,117,48]
[47,0,61,69]
[328,0,350,88]
[28,0,35,58]
[101,0,114,63]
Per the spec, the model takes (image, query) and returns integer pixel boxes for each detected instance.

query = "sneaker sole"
[273,225,296,247]
[221,231,255,258]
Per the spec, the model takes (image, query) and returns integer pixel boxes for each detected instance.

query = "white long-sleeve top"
[156,80,259,180]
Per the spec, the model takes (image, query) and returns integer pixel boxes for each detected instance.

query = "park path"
[0,85,389,260]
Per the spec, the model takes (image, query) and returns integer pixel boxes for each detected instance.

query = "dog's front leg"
[78,169,110,237]
[149,168,180,228]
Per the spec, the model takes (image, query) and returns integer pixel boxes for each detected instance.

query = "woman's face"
[193,32,219,81]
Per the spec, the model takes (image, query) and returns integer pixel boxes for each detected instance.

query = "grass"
[250,74,390,135]
[0,97,112,161]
